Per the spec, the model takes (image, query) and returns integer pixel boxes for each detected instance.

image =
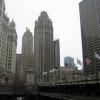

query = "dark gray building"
[16,54,21,80]
[52,39,60,69]
[34,11,54,84]
[79,0,100,75]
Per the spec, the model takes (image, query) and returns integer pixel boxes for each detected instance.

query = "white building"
[0,0,17,84]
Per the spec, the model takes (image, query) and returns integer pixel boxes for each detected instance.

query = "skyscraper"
[21,28,35,85]
[52,39,60,69]
[64,56,75,67]
[34,11,53,84]
[79,0,100,75]
[0,0,17,84]
[16,54,21,80]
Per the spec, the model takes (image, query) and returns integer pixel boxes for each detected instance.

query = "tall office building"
[34,11,53,84]
[79,0,100,75]
[52,39,60,69]
[16,54,21,80]
[64,56,75,67]
[0,0,17,84]
[21,28,35,85]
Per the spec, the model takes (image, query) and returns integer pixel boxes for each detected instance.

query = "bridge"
[0,78,100,100]
[39,78,100,100]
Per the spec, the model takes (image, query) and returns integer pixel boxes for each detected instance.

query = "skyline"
[5,0,83,69]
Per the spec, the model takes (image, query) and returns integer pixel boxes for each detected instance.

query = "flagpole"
[76,58,78,69]
[75,57,79,82]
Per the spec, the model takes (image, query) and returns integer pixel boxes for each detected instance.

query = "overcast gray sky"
[5,0,83,69]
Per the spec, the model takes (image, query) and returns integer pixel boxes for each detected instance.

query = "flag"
[85,58,92,65]
[77,59,83,66]
[94,52,100,60]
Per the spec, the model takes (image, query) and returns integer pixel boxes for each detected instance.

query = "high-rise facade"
[0,0,17,84]
[64,56,75,67]
[52,39,60,69]
[34,11,54,84]
[79,0,100,75]
[16,54,21,80]
[21,28,35,85]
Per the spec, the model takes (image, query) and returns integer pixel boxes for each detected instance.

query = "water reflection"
[17,97,23,100]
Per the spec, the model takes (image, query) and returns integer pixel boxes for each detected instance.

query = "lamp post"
[34,69,39,100]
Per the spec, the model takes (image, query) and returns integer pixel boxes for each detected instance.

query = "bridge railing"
[40,77,100,86]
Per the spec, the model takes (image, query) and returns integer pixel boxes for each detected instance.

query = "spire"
[40,11,48,18]
[26,27,30,32]
[38,11,49,21]
[10,20,15,27]
[37,11,52,26]
[24,27,32,36]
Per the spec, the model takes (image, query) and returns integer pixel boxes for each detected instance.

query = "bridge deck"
[40,92,100,100]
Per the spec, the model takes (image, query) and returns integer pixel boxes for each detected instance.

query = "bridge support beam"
[0,95,16,100]
[39,95,59,100]
[23,96,35,100]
